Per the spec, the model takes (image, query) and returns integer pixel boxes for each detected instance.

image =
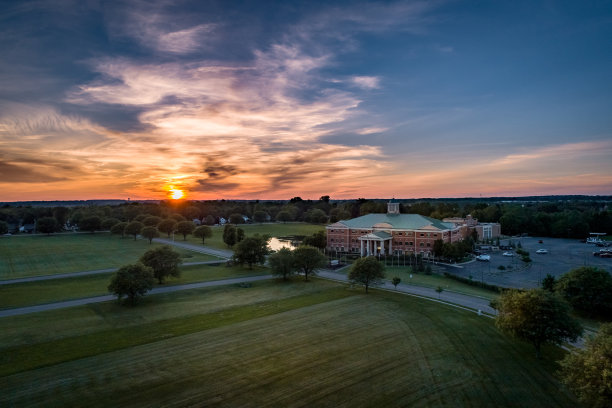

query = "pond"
[268,236,303,251]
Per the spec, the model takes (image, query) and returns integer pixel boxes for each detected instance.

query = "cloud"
[0,161,68,183]
[350,76,380,90]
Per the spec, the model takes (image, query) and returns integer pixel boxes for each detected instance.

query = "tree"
[560,323,612,408]
[101,217,120,230]
[229,213,244,224]
[392,276,401,289]
[193,225,212,245]
[111,222,127,238]
[0,220,8,235]
[268,248,295,281]
[293,245,327,281]
[555,266,612,317]
[495,289,582,359]
[541,274,556,292]
[349,256,385,293]
[80,216,101,233]
[236,227,245,243]
[141,226,160,244]
[36,217,58,235]
[204,215,216,225]
[139,245,182,284]
[124,221,144,240]
[176,221,195,240]
[233,235,270,269]
[157,219,177,238]
[253,210,268,223]
[143,215,162,227]
[223,224,237,248]
[432,239,444,258]
[305,208,328,224]
[108,263,155,306]
[302,230,326,250]
[170,213,186,222]
[276,211,292,222]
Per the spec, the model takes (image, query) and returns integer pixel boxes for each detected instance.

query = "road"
[0,274,273,318]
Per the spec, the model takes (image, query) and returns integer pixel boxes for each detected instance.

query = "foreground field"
[0,234,219,279]
[0,280,577,407]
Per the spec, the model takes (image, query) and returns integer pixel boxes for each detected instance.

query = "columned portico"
[358,231,392,257]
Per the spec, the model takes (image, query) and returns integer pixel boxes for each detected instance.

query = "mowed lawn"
[183,222,325,249]
[0,280,577,407]
[0,234,220,279]
[0,264,268,309]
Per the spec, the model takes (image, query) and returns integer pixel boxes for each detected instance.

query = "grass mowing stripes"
[0,287,577,408]
[0,286,353,377]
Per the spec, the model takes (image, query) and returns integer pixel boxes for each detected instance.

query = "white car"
[502,252,514,257]
[536,249,548,254]
[476,254,491,261]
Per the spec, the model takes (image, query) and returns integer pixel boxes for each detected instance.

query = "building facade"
[442,215,501,241]
[326,201,463,257]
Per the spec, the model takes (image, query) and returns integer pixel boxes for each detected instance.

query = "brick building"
[442,215,501,241]
[326,201,463,257]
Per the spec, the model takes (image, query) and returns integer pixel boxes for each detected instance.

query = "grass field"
[0,264,267,310]
[183,222,324,249]
[0,280,577,407]
[0,234,220,279]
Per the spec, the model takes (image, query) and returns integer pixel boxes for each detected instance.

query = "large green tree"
[124,221,144,241]
[176,221,195,240]
[36,217,58,235]
[110,222,128,238]
[302,230,326,250]
[108,263,155,306]
[555,266,612,317]
[223,224,237,248]
[233,235,270,269]
[143,215,162,227]
[293,245,327,281]
[80,216,101,233]
[157,218,177,238]
[101,217,121,230]
[348,256,386,293]
[495,289,582,359]
[193,225,212,245]
[141,226,160,244]
[268,247,295,280]
[560,323,612,408]
[139,245,182,284]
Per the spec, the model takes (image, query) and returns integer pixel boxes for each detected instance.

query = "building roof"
[332,213,455,231]
[359,231,392,240]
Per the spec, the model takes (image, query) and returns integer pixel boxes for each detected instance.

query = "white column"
[389,239,392,255]
[360,240,364,256]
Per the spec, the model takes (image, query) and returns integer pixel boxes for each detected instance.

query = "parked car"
[600,253,612,258]
[476,254,491,261]
[502,252,514,257]
[538,240,543,244]
[536,249,548,254]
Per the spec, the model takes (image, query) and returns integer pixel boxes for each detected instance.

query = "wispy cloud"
[350,76,380,90]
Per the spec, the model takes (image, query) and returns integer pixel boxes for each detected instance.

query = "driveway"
[154,238,233,259]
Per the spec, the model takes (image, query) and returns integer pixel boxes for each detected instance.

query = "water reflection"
[268,237,302,251]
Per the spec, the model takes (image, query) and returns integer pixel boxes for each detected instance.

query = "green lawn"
[339,265,501,300]
[0,280,577,407]
[0,234,220,279]
[0,263,267,310]
[182,222,324,249]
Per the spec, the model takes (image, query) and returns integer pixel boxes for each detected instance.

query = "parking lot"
[445,237,612,289]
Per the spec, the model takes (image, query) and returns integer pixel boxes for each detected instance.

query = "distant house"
[219,217,227,225]
[19,224,35,233]
[192,218,202,226]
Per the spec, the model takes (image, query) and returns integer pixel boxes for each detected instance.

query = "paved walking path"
[0,261,226,285]
[153,238,233,259]
[0,275,273,318]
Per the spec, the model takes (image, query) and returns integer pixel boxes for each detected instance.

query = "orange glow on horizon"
[167,185,185,200]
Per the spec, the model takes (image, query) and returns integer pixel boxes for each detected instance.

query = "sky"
[1,0,611,201]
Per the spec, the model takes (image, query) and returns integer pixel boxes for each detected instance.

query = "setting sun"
[168,186,184,200]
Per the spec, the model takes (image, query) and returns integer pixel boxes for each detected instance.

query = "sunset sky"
[1,0,611,201]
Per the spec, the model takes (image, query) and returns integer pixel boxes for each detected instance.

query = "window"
[420,242,424,247]
[426,243,431,247]
[409,242,413,246]
[420,233,424,237]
